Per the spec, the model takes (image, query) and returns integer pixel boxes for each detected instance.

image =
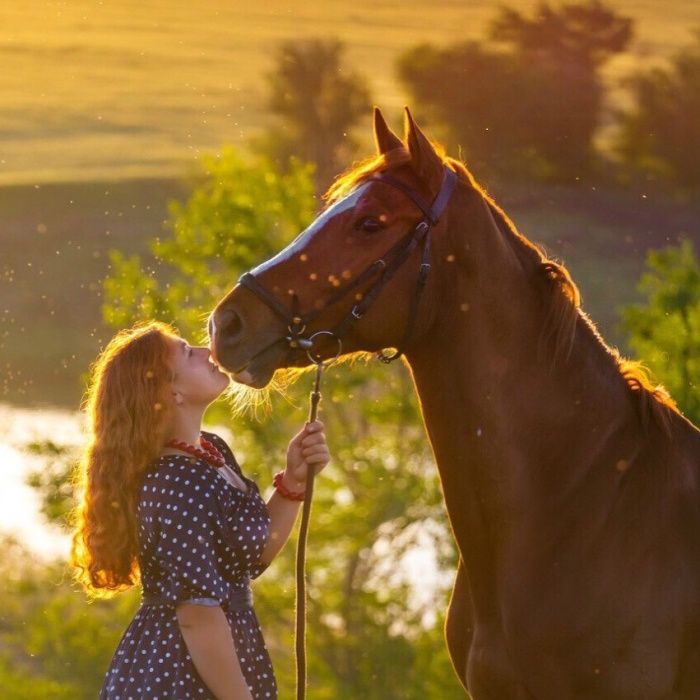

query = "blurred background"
[1,1,699,697]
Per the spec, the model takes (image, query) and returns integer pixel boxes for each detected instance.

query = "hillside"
[1,0,699,185]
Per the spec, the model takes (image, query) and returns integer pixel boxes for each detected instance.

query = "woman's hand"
[284,420,330,487]
[261,421,331,567]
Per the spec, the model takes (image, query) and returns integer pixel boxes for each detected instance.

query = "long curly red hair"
[70,321,178,598]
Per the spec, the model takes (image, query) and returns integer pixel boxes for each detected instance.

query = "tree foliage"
[0,535,141,699]
[620,239,700,424]
[253,39,372,192]
[24,441,76,526]
[397,1,632,181]
[102,147,316,342]
[490,0,632,69]
[616,30,700,190]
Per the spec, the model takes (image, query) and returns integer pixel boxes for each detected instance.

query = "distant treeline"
[256,1,700,191]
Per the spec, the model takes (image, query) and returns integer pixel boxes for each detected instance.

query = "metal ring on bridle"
[306,330,343,364]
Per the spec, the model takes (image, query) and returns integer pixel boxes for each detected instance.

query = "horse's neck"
[404,196,639,595]
[408,318,628,502]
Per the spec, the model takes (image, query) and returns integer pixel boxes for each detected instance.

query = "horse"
[209,107,700,699]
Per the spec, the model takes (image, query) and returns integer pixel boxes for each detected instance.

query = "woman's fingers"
[302,447,330,463]
[301,434,326,449]
[305,455,329,468]
[302,444,328,458]
[294,421,329,472]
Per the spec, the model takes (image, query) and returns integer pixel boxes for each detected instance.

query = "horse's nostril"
[219,308,243,341]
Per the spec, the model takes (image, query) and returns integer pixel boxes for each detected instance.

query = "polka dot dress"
[100,431,278,699]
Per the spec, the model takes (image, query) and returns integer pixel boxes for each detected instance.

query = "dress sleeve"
[149,461,232,606]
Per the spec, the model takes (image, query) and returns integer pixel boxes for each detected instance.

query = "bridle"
[237,165,458,363]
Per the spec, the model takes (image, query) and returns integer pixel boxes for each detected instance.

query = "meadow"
[1,0,699,185]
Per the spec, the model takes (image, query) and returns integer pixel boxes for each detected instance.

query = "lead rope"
[295,332,341,700]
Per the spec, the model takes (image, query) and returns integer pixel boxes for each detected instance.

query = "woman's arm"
[176,603,253,700]
[261,484,303,566]
[259,421,330,567]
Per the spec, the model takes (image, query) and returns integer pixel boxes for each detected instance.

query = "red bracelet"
[273,471,306,501]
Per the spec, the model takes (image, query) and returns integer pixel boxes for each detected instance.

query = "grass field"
[1,0,699,185]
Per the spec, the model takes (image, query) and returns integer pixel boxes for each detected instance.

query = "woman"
[71,320,330,700]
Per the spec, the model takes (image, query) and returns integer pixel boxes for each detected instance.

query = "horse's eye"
[355,216,384,233]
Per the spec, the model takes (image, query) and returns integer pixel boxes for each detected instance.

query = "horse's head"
[209,108,460,388]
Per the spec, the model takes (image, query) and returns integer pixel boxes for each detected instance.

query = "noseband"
[238,166,458,363]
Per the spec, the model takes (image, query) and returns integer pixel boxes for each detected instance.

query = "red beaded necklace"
[165,434,226,469]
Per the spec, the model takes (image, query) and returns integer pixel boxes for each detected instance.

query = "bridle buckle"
[415,221,430,236]
[287,336,313,350]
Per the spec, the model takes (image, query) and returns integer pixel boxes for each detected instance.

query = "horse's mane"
[325,147,680,439]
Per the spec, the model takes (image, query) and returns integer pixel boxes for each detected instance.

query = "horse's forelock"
[324,147,411,205]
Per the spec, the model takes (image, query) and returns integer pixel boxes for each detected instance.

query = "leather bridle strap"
[338,166,457,361]
[237,270,298,324]
[237,166,458,362]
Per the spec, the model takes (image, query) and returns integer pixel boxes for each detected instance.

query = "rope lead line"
[295,332,342,700]
[295,360,321,700]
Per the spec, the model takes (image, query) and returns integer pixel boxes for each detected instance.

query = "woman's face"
[167,335,230,407]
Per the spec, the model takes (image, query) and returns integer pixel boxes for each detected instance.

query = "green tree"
[253,39,372,192]
[490,0,632,70]
[25,440,77,527]
[397,1,632,181]
[620,239,700,424]
[397,41,529,177]
[0,535,139,699]
[616,29,700,190]
[25,148,464,697]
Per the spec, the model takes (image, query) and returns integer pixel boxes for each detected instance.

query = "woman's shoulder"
[141,452,217,493]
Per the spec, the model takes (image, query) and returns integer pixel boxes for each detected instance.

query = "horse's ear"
[404,107,443,193]
[373,107,403,154]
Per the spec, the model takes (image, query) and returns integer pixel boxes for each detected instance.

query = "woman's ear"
[171,388,184,406]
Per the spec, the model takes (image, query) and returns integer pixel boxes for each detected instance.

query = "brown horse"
[210,108,700,699]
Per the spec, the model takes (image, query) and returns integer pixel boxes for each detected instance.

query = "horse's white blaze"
[249,183,370,276]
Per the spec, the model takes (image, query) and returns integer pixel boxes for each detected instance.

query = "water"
[0,402,78,560]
